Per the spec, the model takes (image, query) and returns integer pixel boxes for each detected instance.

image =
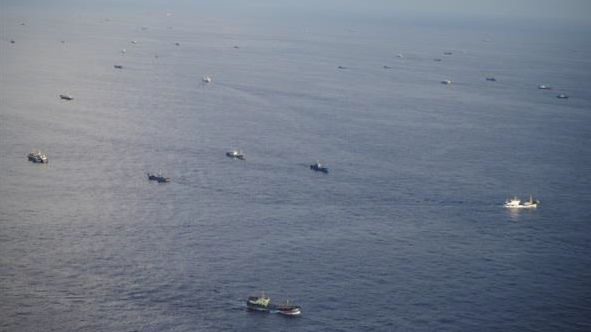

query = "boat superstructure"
[504,196,538,209]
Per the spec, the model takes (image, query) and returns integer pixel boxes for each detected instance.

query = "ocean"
[1,2,591,331]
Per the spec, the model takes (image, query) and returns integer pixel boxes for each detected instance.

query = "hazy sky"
[3,0,591,25]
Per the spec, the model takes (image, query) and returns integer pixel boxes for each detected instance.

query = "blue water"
[1,3,591,331]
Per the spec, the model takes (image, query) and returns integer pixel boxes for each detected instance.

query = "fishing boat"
[504,196,539,209]
[557,94,569,99]
[114,65,123,69]
[226,150,245,160]
[202,76,212,83]
[310,162,328,173]
[27,150,48,163]
[246,293,301,316]
[441,80,452,85]
[147,172,170,183]
[60,94,73,100]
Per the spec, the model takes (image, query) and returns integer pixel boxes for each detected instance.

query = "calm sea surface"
[1,3,591,331]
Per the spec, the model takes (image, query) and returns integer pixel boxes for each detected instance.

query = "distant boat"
[538,85,552,90]
[383,65,391,69]
[27,150,48,163]
[131,40,138,44]
[444,51,453,55]
[433,58,442,62]
[60,94,73,100]
[310,162,328,173]
[557,94,569,99]
[397,53,404,58]
[120,49,126,54]
[246,293,301,316]
[504,196,538,209]
[486,77,497,81]
[338,66,347,69]
[147,172,170,183]
[441,80,452,85]
[114,65,123,69]
[10,40,15,44]
[202,76,212,83]
[175,42,180,46]
[234,45,240,49]
[226,150,245,160]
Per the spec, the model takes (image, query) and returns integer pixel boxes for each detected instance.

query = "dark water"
[1,3,591,332]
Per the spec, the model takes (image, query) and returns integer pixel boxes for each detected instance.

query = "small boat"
[276,300,301,316]
[433,58,442,62]
[175,42,180,46]
[114,65,123,69]
[60,94,73,100]
[441,80,452,85]
[504,196,539,209]
[337,65,347,69]
[121,49,126,54]
[202,76,212,83]
[226,150,245,160]
[147,172,170,183]
[397,53,404,58]
[557,94,569,99]
[444,51,453,55]
[131,40,138,44]
[10,40,15,44]
[234,45,240,49]
[538,85,551,90]
[27,150,48,163]
[486,77,497,81]
[310,162,328,173]
[246,293,301,316]
[383,65,391,69]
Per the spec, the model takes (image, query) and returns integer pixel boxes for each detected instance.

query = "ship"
[114,65,123,69]
[337,65,347,69]
[486,77,497,81]
[310,162,328,173]
[538,85,551,90]
[226,150,245,160]
[60,94,73,100]
[504,196,539,209]
[441,80,452,85]
[27,150,48,163]
[147,172,170,183]
[246,293,301,316]
[202,76,212,83]
[556,94,569,99]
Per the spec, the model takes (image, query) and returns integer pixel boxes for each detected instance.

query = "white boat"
[120,48,127,54]
[441,80,452,85]
[538,85,551,90]
[131,40,138,44]
[397,53,404,58]
[557,94,569,99]
[202,76,212,83]
[504,196,539,209]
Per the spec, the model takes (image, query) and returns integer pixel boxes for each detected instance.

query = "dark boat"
[310,162,328,173]
[226,150,245,160]
[383,65,391,69]
[557,94,569,99]
[147,172,170,183]
[60,94,73,100]
[246,294,301,316]
[486,77,497,81]
[444,51,453,55]
[27,150,48,163]
[114,65,123,69]
[338,65,347,69]
[433,58,442,62]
